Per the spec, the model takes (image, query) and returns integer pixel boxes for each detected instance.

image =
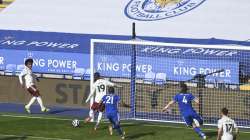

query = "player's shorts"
[27,85,40,97]
[91,102,105,112]
[106,113,120,129]
[183,113,203,127]
[222,134,234,140]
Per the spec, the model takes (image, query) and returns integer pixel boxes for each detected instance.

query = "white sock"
[37,96,45,111]
[26,97,36,108]
[97,112,103,124]
[89,110,94,122]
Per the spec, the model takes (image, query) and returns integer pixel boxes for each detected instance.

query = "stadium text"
[141,47,238,56]
[173,66,231,77]
[56,83,83,104]
[28,58,77,69]
[97,62,152,73]
[0,39,79,49]
[0,57,4,65]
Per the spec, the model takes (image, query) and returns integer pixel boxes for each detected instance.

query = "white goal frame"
[90,39,250,129]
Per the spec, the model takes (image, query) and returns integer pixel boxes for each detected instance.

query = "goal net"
[90,39,250,128]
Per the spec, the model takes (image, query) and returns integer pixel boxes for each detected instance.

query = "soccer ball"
[72,119,80,127]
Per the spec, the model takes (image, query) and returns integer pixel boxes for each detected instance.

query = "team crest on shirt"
[124,0,206,21]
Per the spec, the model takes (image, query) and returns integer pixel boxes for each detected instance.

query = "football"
[72,119,80,127]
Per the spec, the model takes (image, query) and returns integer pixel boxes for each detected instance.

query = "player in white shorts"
[85,72,121,130]
[217,108,239,140]
[18,58,50,114]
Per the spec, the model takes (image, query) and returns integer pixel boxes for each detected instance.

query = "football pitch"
[0,114,250,140]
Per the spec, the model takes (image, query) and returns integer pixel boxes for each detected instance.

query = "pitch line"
[1,114,250,134]
[0,133,72,140]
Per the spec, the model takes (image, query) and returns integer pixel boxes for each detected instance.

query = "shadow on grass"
[126,132,155,140]
[205,131,217,139]
[0,135,27,140]
[49,108,82,114]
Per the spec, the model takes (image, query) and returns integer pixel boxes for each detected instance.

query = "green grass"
[0,114,249,140]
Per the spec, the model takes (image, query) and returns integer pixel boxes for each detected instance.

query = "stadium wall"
[0,76,90,108]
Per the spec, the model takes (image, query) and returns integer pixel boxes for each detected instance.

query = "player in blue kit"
[102,87,128,139]
[162,82,207,139]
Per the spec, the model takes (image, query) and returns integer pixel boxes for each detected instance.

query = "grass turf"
[0,114,249,140]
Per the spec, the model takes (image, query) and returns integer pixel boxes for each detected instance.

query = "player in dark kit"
[102,87,129,139]
[162,83,206,139]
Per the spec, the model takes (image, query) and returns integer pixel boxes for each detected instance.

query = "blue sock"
[193,127,205,137]
[115,126,123,136]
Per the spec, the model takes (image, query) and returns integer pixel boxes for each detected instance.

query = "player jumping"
[102,87,128,139]
[18,58,50,114]
[162,82,207,139]
[85,72,121,130]
[217,107,238,140]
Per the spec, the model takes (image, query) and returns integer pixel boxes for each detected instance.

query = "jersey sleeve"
[233,120,238,128]
[116,95,121,102]
[18,68,27,85]
[189,94,195,101]
[173,94,178,102]
[105,80,115,86]
[85,82,97,103]
[218,119,223,129]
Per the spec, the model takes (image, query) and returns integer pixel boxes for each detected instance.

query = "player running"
[18,58,50,114]
[102,87,127,139]
[217,108,238,140]
[85,72,121,130]
[162,82,206,139]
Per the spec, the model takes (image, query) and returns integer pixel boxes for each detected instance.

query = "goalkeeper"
[162,82,207,139]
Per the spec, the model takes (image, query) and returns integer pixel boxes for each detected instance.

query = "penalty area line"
[0,133,72,140]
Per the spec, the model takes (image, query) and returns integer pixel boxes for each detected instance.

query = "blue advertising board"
[1,30,248,83]
[95,55,239,84]
[0,49,89,74]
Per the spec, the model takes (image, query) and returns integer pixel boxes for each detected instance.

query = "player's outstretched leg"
[85,109,94,123]
[94,112,103,130]
[193,126,206,139]
[25,97,36,113]
[110,119,125,139]
[37,96,50,112]
[108,125,113,135]
[192,117,206,139]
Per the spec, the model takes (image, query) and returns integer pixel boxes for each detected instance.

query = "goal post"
[90,39,250,128]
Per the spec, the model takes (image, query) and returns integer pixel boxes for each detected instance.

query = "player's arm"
[234,122,239,138]
[85,83,96,103]
[33,73,40,82]
[217,120,223,140]
[216,127,223,140]
[120,100,130,108]
[18,69,26,88]
[162,100,175,112]
[193,97,199,104]
[106,80,122,88]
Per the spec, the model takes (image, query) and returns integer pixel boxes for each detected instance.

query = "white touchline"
[1,114,250,134]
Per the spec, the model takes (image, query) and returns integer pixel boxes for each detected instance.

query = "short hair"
[25,58,33,66]
[94,72,100,79]
[108,87,115,94]
[180,82,188,93]
[221,107,229,115]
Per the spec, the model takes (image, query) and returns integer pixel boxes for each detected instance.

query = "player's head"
[94,72,101,81]
[180,82,188,93]
[108,87,115,94]
[221,107,229,116]
[25,58,33,69]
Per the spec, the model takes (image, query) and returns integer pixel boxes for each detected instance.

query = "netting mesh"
[91,39,250,128]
